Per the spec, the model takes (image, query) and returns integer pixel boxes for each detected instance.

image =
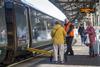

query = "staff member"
[64,21,74,55]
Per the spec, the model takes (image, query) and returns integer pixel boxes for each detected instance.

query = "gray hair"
[55,21,61,24]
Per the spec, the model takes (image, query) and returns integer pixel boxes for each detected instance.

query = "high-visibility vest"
[64,22,74,37]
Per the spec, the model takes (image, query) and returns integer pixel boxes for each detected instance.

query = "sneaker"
[94,54,98,56]
[88,55,95,58]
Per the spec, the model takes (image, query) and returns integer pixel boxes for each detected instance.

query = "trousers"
[53,44,65,62]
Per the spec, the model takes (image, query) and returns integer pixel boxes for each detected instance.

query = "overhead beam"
[65,12,78,16]
[64,9,79,11]
[56,1,99,4]
[63,4,76,9]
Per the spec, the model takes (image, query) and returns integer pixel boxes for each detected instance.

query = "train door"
[0,0,7,63]
[14,3,30,56]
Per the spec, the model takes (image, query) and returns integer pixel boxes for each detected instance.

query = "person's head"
[80,24,84,27]
[86,21,92,26]
[65,18,69,24]
[80,24,83,26]
[64,21,70,26]
[55,21,61,25]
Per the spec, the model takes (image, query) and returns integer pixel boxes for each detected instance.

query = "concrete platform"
[8,45,100,67]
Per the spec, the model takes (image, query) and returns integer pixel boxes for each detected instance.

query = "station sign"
[80,8,95,13]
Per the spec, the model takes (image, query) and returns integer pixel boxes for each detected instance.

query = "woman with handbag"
[86,21,96,57]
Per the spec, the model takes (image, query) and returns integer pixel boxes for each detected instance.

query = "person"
[64,21,74,55]
[51,20,66,63]
[85,21,96,57]
[74,26,78,39]
[78,24,86,45]
[34,28,39,40]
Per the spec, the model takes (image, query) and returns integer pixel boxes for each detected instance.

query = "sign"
[80,8,95,13]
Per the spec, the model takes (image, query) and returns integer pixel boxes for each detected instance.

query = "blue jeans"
[89,45,94,56]
[81,35,87,44]
[66,37,74,55]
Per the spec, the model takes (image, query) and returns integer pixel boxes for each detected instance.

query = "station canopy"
[49,0,99,22]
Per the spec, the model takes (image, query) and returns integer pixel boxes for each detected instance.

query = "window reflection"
[30,9,52,43]
[15,5,29,49]
[0,7,7,45]
[32,27,39,40]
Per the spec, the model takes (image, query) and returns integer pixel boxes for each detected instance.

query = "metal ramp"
[27,48,53,57]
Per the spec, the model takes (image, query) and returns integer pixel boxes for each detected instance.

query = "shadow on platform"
[34,55,100,67]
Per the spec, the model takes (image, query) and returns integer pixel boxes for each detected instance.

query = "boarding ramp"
[27,48,53,57]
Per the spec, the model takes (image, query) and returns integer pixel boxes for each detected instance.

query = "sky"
[21,0,67,21]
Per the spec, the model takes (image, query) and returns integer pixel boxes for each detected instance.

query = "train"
[0,0,54,65]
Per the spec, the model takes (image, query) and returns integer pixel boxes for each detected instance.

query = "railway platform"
[8,43,100,67]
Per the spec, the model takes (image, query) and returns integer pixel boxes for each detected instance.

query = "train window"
[15,5,29,50]
[30,9,52,47]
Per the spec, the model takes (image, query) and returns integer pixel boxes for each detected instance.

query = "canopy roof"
[50,0,99,22]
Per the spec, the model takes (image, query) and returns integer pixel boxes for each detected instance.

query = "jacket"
[86,26,96,45]
[78,26,85,36]
[64,22,74,37]
[51,24,66,45]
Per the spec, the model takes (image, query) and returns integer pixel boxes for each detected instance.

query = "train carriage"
[0,0,53,65]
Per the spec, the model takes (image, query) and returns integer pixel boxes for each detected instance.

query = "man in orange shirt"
[64,21,74,55]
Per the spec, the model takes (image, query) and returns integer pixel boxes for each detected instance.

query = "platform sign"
[80,8,95,13]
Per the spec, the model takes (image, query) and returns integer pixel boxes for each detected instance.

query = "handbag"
[85,34,90,46]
